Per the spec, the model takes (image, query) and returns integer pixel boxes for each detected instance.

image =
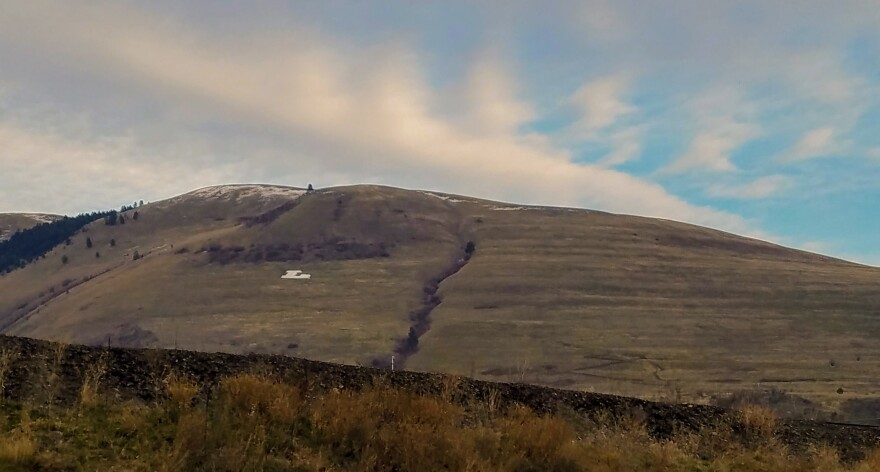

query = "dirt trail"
[1,241,175,333]
[0,262,123,333]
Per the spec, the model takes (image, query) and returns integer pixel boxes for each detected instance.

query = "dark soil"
[239,199,302,227]
[200,239,390,264]
[0,335,878,462]
[380,241,475,368]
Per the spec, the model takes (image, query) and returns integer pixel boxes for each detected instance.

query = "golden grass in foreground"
[0,373,878,471]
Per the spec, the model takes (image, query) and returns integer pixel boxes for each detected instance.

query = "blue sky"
[0,0,878,264]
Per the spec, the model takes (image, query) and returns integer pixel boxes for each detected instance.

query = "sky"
[0,1,878,265]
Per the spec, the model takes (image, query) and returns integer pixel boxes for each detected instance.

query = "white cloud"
[0,119,242,213]
[707,175,791,200]
[569,76,635,134]
[664,122,759,174]
[663,88,761,174]
[565,3,873,166]
[783,127,836,162]
[783,50,863,106]
[0,0,771,241]
[598,128,641,167]
[460,55,534,135]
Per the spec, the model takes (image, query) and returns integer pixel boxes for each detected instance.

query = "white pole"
[391,355,395,372]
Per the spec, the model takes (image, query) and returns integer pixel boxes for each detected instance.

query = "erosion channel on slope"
[373,240,475,370]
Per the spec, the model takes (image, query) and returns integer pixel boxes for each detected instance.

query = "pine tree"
[86,237,93,249]
[61,255,68,264]
[0,209,114,274]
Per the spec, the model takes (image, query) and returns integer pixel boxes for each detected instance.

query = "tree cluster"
[0,211,115,274]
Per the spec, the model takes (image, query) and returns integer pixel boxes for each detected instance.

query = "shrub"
[0,433,36,464]
[739,404,777,439]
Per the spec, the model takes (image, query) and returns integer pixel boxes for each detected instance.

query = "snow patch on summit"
[20,214,60,224]
[157,184,307,207]
[188,185,306,201]
[419,191,467,203]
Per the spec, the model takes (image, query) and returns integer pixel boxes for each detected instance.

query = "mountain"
[0,213,62,241]
[1,184,878,413]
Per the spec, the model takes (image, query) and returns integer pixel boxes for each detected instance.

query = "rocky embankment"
[0,335,878,462]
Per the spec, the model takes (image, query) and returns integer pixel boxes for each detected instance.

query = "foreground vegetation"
[0,372,878,471]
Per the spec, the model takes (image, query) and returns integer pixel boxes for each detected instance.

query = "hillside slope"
[1,184,878,413]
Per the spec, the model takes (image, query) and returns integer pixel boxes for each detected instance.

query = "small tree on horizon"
[86,237,93,249]
[307,183,314,192]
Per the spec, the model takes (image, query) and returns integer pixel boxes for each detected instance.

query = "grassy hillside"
[409,196,880,411]
[1,184,879,417]
[0,336,878,471]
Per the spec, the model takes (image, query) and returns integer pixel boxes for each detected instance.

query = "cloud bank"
[0,0,878,263]
[0,0,758,236]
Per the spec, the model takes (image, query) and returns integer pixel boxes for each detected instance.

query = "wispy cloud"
[598,127,641,167]
[707,175,791,200]
[568,76,635,134]
[782,127,837,162]
[662,88,761,174]
[459,54,534,135]
[664,126,754,174]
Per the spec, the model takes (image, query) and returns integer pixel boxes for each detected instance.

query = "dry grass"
[165,373,199,410]
[0,434,35,464]
[220,374,301,424]
[79,355,107,408]
[0,370,878,471]
[43,340,68,402]
[0,348,17,399]
[739,404,778,438]
[0,408,35,466]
